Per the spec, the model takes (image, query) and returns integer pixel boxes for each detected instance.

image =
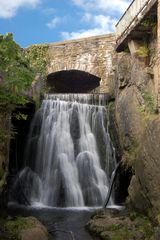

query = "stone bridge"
[46,34,116,94]
[116,0,157,51]
[33,0,160,97]
[115,0,160,109]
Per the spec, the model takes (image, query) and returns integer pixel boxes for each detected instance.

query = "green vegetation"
[139,91,156,114]
[88,211,156,240]
[141,18,157,36]
[0,217,38,240]
[137,45,149,58]
[27,44,49,74]
[0,33,37,143]
[14,112,28,120]
[5,217,34,238]
[27,44,49,108]
[0,127,9,144]
[141,19,156,28]
[0,33,35,113]
[142,91,156,113]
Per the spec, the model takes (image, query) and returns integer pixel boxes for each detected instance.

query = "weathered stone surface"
[47,34,116,94]
[116,86,143,151]
[129,117,160,215]
[3,216,48,240]
[115,54,145,165]
[115,49,160,217]
[87,209,155,240]
[19,217,48,240]
[128,175,151,213]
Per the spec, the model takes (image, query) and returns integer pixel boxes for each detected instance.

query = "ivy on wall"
[27,44,49,75]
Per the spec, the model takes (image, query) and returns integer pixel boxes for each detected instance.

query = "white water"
[18,94,116,207]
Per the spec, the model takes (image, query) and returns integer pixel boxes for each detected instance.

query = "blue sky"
[0,0,131,47]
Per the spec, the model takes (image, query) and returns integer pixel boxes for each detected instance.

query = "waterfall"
[15,94,116,207]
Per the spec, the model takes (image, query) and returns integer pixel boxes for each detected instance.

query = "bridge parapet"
[116,0,157,51]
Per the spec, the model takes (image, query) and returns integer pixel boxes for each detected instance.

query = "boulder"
[18,217,48,240]
[129,117,160,216]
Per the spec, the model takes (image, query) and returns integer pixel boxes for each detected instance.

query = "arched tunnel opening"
[47,70,101,93]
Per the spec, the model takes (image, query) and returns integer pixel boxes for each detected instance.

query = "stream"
[7,203,100,240]
[8,94,117,239]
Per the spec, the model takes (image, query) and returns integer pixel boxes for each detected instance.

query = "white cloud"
[47,17,61,29]
[61,28,108,40]
[82,14,117,29]
[72,0,130,13]
[65,0,131,41]
[61,14,116,40]
[0,0,40,18]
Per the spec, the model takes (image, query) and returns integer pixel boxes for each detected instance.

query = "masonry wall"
[47,34,116,94]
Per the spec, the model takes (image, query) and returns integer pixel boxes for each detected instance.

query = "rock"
[128,175,150,213]
[115,50,160,217]
[115,86,144,161]
[18,217,48,240]
[131,117,160,216]
[116,53,131,90]
[87,210,155,240]
[20,227,48,240]
[5,216,48,240]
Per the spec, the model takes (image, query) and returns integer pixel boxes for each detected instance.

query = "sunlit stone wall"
[47,34,116,94]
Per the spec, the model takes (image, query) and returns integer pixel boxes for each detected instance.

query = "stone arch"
[47,56,99,77]
[47,70,101,93]
[46,34,115,93]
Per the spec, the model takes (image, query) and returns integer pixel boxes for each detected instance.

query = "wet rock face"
[115,52,160,216]
[129,117,160,215]
[115,53,145,164]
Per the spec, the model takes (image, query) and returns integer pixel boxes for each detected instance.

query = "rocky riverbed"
[87,208,160,240]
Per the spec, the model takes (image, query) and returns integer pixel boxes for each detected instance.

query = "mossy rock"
[87,211,156,240]
[5,216,48,240]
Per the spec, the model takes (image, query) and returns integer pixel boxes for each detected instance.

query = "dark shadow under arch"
[47,70,101,93]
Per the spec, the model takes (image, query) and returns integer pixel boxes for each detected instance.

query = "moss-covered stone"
[3,216,48,240]
[87,210,156,240]
[5,217,34,235]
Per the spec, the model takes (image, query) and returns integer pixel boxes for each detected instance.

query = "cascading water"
[14,94,116,208]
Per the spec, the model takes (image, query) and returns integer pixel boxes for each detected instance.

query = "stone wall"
[47,34,116,94]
